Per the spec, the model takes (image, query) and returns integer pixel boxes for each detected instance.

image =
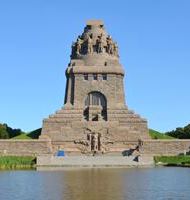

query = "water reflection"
[0,168,190,200]
[61,169,124,200]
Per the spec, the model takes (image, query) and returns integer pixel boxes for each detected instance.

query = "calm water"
[0,167,190,200]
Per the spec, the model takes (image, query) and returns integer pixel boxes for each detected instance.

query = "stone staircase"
[44,107,147,123]
[41,107,150,141]
[107,108,147,124]
[45,108,84,122]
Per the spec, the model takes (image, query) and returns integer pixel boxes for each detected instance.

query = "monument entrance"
[84,91,107,121]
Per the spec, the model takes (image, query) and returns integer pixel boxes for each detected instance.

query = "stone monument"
[41,20,150,155]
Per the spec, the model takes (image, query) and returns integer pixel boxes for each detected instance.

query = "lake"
[0,167,190,200]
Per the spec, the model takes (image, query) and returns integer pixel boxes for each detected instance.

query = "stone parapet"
[68,65,124,75]
[0,139,52,156]
[141,139,190,155]
[0,139,190,157]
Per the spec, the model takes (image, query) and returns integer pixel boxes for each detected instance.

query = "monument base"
[36,155,154,170]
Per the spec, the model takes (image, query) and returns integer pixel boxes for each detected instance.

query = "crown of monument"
[70,20,119,61]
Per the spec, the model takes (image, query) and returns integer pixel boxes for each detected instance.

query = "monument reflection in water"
[0,168,190,200]
[61,169,124,200]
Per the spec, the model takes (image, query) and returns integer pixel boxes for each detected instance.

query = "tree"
[0,125,9,139]
[166,123,190,139]
[0,123,22,139]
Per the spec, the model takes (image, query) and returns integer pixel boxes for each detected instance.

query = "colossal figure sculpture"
[41,20,150,154]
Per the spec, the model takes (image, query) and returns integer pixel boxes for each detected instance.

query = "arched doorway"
[84,91,107,121]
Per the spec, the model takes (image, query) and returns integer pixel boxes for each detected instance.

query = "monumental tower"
[41,20,150,154]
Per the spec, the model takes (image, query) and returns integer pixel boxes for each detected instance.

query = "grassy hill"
[0,122,184,140]
[13,128,173,140]
[149,129,174,139]
[27,128,42,139]
[12,134,32,139]
[12,128,42,139]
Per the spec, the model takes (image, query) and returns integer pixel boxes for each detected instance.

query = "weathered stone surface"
[37,155,155,168]
[0,140,52,156]
[0,20,189,160]
[0,139,190,157]
[40,20,150,154]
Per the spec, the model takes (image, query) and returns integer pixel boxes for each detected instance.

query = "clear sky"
[0,0,190,132]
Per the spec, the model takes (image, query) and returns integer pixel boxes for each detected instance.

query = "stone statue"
[76,37,82,56]
[96,34,104,53]
[107,35,114,55]
[113,42,119,57]
[94,133,98,151]
[71,42,76,58]
[87,35,93,54]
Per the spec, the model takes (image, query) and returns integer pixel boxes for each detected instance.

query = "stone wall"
[0,139,51,156]
[0,139,190,156]
[107,140,190,156]
[141,140,190,156]
[72,73,125,109]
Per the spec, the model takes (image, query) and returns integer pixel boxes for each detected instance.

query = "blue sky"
[0,0,189,132]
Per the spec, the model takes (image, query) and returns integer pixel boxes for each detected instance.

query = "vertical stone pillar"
[65,75,72,107]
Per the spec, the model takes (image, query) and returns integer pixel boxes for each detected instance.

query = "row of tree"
[0,123,23,139]
[166,124,190,139]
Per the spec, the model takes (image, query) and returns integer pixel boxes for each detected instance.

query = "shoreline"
[0,155,190,170]
[0,156,36,170]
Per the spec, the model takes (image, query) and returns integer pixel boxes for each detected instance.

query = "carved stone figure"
[71,42,76,58]
[96,35,104,53]
[113,42,119,57]
[85,128,103,153]
[76,38,82,55]
[94,133,99,151]
[87,35,93,54]
[107,35,114,54]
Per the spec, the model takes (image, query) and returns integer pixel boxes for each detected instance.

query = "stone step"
[107,109,134,113]
[118,119,146,123]
[109,115,143,119]
[49,114,83,118]
[109,117,144,122]
[56,110,84,114]
[37,155,154,168]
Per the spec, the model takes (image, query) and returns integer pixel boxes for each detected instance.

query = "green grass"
[12,128,42,140]
[0,156,36,170]
[155,156,190,166]
[149,129,174,139]
[12,134,32,139]
[27,128,41,139]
